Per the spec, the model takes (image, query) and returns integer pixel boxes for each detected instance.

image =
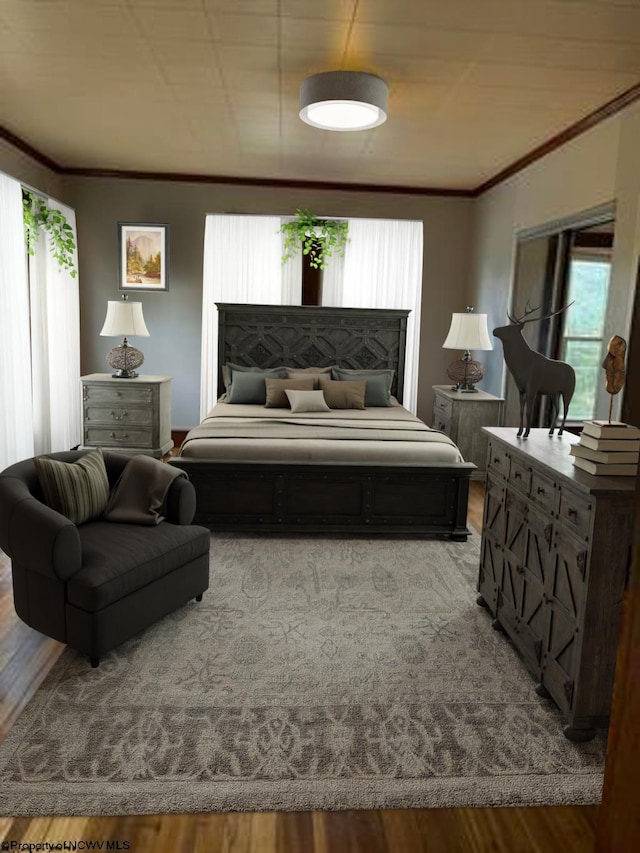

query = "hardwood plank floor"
[0,483,600,852]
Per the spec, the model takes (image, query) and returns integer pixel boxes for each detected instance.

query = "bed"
[169,303,475,538]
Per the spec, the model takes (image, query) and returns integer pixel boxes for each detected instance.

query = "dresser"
[81,374,173,458]
[478,427,634,741]
[432,386,503,477]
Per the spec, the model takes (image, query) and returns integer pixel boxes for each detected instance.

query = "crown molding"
[2,81,639,199]
[472,81,640,197]
[59,167,472,197]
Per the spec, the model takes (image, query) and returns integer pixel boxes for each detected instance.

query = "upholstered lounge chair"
[0,450,210,667]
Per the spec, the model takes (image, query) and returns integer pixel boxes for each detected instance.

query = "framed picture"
[118,222,169,292]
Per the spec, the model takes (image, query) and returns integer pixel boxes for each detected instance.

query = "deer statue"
[493,302,575,439]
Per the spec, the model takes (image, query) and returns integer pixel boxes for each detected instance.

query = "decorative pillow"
[264,377,315,407]
[222,363,286,390]
[226,370,278,405]
[285,367,334,389]
[318,377,366,409]
[331,368,394,407]
[33,447,110,525]
[284,389,331,414]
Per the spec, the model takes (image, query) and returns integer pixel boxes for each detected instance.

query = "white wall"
[470,102,640,415]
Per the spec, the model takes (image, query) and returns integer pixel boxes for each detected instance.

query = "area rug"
[0,532,605,816]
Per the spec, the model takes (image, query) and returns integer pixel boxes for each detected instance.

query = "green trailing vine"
[281,208,349,270]
[22,189,77,278]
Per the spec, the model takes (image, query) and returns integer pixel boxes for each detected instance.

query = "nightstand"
[432,385,504,477]
[81,374,173,458]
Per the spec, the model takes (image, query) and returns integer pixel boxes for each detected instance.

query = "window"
[559,256,611,421]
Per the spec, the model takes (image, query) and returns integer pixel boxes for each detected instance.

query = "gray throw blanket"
[103,455,187,525]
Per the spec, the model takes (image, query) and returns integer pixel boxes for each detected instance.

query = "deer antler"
[519,300,575,326]
[509,301,541,324]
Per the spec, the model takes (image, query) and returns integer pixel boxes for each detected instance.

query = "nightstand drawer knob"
[110,432,129,441]
[110,410,128,420]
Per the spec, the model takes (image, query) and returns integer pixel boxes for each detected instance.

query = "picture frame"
[118,222,169,292]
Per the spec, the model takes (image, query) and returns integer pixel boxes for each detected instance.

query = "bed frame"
[170,303,474,539]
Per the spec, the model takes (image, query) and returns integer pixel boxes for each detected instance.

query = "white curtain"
[29,199,81,454]
[200,215,285,419]
[319,251,344,307]
[341,219,423,413]
[280,220,302,305]
[0,174,34,470]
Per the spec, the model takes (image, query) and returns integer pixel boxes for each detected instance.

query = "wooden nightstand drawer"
[84,406,153,426]
[432,413,451,435]
[84,427,153,448]
[433,394,453,419]
[83,384,154,405]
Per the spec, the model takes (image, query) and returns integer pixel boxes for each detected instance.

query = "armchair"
[0,451,210,667]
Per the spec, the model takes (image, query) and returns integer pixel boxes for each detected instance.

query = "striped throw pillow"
[34,448,110,525]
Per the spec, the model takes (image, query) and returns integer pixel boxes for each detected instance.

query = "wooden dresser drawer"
[530,469,557,514]
[433,394,453,419]
[508,455,532,493]
[487,440,509,479]
[84,427,153,448]
[84,406,153,426]
[558,488,593,541]
[83,384,154,405]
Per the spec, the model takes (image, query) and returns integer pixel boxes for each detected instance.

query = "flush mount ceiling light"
[299,71,388,131]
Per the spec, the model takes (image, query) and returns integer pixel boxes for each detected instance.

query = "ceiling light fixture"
[299,71,388,132]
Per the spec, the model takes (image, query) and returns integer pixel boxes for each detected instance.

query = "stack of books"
[570,421,640,476]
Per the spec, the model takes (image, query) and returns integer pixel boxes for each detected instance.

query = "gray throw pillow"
[331,368,394,407]
[226,370,277,404]
[34,447,110,525]
[318,377,366,409]
[223,363,286,390]
[264,377,315,407]
[285,389,331,413]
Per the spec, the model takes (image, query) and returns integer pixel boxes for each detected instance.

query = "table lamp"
[442,307,492,392]
[100,294,150,378]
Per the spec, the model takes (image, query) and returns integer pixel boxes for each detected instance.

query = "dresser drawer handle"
[567,508,577,519]
[537,486,545,495]
[514,471,522,480]
[493,457,500,464]
[109,432,129,442]
[110,410,128,420]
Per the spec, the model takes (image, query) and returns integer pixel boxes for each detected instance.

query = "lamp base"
[446,354,485,393]
[105,341,144,379]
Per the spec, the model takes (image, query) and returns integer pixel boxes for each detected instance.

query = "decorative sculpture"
[601,335,626,424]
[493,302,575,439]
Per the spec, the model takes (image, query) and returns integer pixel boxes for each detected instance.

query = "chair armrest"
[0,482,81,581]
[164,476,197,525]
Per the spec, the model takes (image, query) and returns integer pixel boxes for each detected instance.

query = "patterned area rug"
[0,532,605,816]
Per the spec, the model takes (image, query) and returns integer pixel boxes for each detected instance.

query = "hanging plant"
[22,189,77,278]
[281,208,349,270]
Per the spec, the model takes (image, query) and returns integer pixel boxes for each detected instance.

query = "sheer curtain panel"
[200,215,284,419]
[341,219,423,412]
[0,173,34,469]
[29,199,81,454]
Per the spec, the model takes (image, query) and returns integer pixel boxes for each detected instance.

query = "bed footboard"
[168,460,475,539]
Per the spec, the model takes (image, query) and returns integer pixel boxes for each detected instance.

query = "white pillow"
[284,389,330,413]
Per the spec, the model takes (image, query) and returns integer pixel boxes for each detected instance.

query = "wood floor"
[0,480,601,852]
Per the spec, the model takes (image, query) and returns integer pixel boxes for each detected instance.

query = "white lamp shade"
[299,71,388,131]
[100,301,149,337]
[443,313,492,351]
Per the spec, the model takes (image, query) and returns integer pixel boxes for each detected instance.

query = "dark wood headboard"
[216,304,409,402]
